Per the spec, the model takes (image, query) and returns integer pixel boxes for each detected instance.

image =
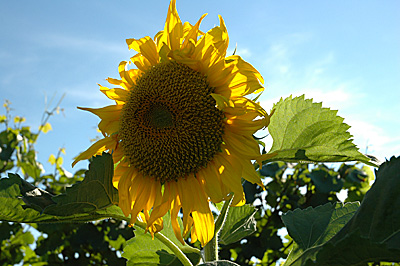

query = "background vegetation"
[1,100,399,266]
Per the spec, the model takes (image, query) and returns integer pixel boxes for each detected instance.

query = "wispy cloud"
[32,32,130,56]
[257,33,398,161]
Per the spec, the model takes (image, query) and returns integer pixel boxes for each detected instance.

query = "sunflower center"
[146,104,174,128]
[119,61,224,183]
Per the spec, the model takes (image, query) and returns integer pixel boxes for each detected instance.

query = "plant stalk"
[204,197,233,262]
[204,233,218,261]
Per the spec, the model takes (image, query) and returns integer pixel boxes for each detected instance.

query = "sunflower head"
[73,0,270,247]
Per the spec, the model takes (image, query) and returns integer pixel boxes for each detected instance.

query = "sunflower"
[73,0,271,246]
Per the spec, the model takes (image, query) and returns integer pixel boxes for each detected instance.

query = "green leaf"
[282,202,359,265]
[283,156,400,265]
[308,169,343,193]
[263,95,376,166]
[38,122,52,133]
[0,173,126,223]
[0,130,18,161]
[123,212,201,266]
[198,261,241,266]
[219,204,257,245]
[43,153,118,216]
[18,175,56,212]
[0,153,126,223]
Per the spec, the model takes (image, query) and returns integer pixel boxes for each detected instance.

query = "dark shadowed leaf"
[308,169,343,194]
[282,202,359,265]
[219,204,257,245]
[18,175,55,212]
[263,95,376,166]
[43,153,118,216]
[283,156,400,265]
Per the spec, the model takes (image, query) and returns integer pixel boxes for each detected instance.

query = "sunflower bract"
[73,0,270,247]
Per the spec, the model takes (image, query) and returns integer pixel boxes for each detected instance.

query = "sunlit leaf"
[14,116,26,124]
[38,122,52,133]
[263,95,377,166]
[48,154,56,165]
[0,115,7,123]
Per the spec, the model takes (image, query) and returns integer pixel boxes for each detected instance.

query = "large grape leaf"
[43,153,118,216]
[282,156,400,265]
[123,212,201,266]
[263,95,377,166]
[0,153,125,223]
[282,202,359,265]
[219,204,257,245]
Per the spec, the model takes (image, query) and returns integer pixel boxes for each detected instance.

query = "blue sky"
[1,0,399,175]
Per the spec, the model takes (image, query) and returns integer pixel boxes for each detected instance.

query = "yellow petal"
[224,96,267,117]
[215,150,245,206]
[99,85,129,103]
[242,160,264,188]
[191,209,214,246]
[168,182,186,245]
[223,130,261,159]
[159,0,183,52]
[197,162,225,203]
[225,113,268,135]
[106,77,129,90]
[130,53,152,72]
[78,104,123,122]
[117,61,135,87]
[98,119,119,135]
[207,59,234,88]
[72,136,116,167]
[112,146,125,166]
[177,176,214,246]
[182,13,207,49]
[210,93,232,111]
[145,215,164,238]
[113,163,130,188]
[126,36,159,66]
[231,193,246,207]
[118,167,136,217]
[129,176,159,225]
[215,55,264,98]
[227,55,264,84]
[193,16,229,72]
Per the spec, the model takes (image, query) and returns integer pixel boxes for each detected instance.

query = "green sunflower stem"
[204,234,219,262]
[155,231,194,266]
[134,220,194,266]
[204,197,233,262]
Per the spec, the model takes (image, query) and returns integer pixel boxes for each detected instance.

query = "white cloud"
[256,34,399,162]
[346,119,400,161]
[32,33,130,56]
[263,43,292,76]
